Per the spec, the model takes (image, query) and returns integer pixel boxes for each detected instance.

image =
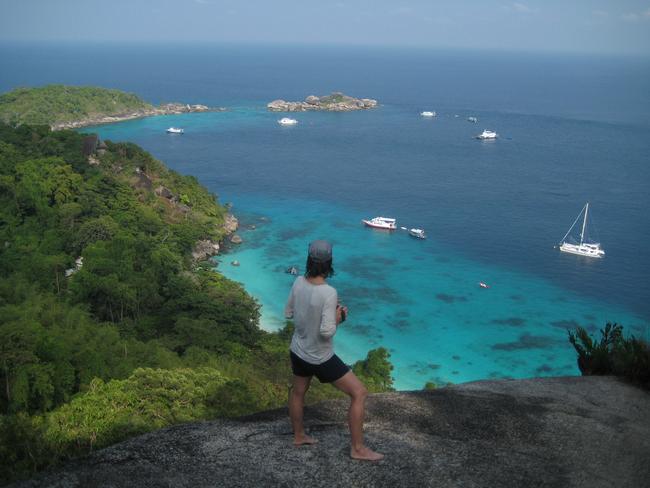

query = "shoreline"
[52,102,227,130]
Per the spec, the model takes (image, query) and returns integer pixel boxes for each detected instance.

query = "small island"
[267,92,378,112]
[0,84,221,130]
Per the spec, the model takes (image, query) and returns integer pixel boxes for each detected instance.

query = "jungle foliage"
[0,85,152,126]
[0,123,394,485]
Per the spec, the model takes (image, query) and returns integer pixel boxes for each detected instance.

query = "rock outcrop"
[52,103,224,130]
[13,376,650,488]
[191,239,220,261]
[223,214,239,234]
[267,92,378,112]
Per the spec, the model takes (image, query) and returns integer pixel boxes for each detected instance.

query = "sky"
[1,0,649,55]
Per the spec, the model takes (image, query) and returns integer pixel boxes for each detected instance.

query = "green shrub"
[568,323,650,389]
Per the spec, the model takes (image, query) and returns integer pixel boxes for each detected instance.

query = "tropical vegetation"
[0,85,152,126]
[569,323,649,389]
[0,123,394,485]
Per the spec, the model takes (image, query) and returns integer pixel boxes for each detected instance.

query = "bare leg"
[289,375,318,445]
[333,371,384,461]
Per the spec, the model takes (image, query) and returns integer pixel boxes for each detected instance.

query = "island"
[0,84,222,129]
[267,92,378,112]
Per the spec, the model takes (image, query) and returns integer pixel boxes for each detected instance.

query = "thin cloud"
[512,2,539,14]
[621,8,650,22]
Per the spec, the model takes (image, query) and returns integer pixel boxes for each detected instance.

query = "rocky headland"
[12,376,650,488]
[52,103,223,130]
[267,92,378,112]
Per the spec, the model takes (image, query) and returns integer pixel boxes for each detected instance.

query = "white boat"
[408,228,426,239]
[558,202,605,258]
[278,117,298,125]
[467,117,478,123]
[362,217,397,230]
[166,127,184,134]
[476,129,497,140]
[420,111,436,117]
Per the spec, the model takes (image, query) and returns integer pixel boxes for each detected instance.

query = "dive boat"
[558,202,605,258]
[166,127,184,134]
[420,111,436,117]
[278,117,298,125]
[408,228,426,239]
[362,217,397,230]
[476,129,497,140]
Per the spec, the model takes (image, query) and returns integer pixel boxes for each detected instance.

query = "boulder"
[191,239,219,261]
[305,95,320,105]
[230,234,243,244]
[155,186,174,200]
[223,214,239,234]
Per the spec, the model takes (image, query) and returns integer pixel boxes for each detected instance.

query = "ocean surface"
[2,43,649,389]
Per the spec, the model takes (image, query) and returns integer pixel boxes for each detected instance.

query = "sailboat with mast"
[558,202,605,258]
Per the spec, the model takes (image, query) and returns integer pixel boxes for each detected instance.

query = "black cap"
[308,240,332,263]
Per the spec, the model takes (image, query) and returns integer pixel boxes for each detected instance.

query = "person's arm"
[284,280,297,319]
[319,291,338,338]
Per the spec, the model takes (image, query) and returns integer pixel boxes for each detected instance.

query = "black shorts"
[290,351,350,383]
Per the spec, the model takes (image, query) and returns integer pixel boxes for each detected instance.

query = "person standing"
[285,240,383,461]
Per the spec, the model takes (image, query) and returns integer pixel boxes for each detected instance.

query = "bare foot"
[293,434,318,446]
[350,446,384,461]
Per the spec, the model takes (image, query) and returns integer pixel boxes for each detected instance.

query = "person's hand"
[336,304,348,325]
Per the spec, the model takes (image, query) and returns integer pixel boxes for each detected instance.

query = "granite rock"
[267,92,378,112]
[13,376,650,488]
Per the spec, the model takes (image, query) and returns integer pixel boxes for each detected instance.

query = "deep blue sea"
[2,42,649,389]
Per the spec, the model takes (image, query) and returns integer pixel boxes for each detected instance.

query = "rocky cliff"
[267,92,378,112]
[12,376,649,488]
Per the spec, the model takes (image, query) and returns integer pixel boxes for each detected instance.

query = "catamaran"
[558,202,605,258]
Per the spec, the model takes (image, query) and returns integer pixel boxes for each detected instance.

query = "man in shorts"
[285,240,383,461]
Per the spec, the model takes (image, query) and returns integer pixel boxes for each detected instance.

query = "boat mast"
[579,202,589,246]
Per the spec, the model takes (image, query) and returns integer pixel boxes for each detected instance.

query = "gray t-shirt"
[285,276,338,364]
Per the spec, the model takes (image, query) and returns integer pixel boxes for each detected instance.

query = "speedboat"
[476,129,498,140]
[467,117,478,123]
[278,117,298,125]
[479,282,490,289]
[408,228,426,239]
[362,217,397,230]
[420,111,436,117]
[166,127,184,134]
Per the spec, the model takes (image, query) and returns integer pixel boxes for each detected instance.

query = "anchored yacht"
[476,129,498,140]
[362,217,397,230]
[558,202,605,258]
[278,117,298,125]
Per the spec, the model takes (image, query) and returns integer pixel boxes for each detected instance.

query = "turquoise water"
[212,195,645,390]
[87,104,649,390]
[5,43,648,390]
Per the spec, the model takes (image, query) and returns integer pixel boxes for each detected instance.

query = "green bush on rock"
[569,323,650,389]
